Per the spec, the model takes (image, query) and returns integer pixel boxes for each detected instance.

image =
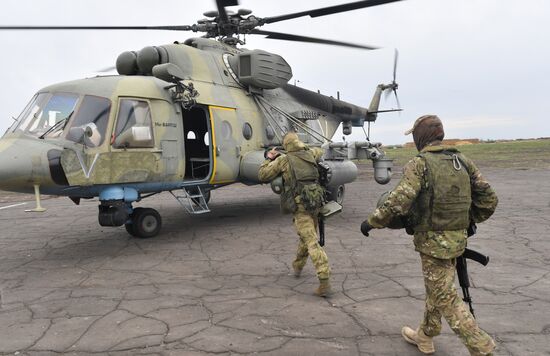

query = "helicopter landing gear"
[125,207,162,238]
[327,185,345,205]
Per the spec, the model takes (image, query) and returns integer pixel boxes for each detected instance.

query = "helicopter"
[0,0,402,238]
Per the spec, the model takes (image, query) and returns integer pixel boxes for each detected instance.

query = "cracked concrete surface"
[0,164,549,355]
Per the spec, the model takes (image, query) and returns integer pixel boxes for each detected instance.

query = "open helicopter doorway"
[183,106,211,180]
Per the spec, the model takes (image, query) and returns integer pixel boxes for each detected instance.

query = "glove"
[361,220,373,237]
[266,148,281,161]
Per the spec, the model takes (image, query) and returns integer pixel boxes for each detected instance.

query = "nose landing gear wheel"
[125,207,162,238]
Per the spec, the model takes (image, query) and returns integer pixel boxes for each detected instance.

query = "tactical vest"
[287,150,319,184]
[413,151,471,232]
[280,149,324,214]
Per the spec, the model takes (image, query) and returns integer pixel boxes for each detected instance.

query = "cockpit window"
[64,95,111,147]
[112,99,154,148]
[15,93,78,136]
[13,92,112,147]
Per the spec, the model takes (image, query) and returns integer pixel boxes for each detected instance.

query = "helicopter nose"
[0,137,57,193]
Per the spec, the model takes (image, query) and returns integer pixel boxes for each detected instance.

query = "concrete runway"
[0,164,548,355]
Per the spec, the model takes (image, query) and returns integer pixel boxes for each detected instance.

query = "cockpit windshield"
[12,92,111,147]
[15,93,78,137]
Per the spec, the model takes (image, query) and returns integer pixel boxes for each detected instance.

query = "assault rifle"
[318,216,325,247]
[317,161,331,247]
[317,201,342,247]
[457,223,490,318]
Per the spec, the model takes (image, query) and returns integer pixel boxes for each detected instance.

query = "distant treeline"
[386,137,550,149]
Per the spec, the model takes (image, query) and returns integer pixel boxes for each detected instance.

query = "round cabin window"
[265,126,275,140]
[242,122,253,140]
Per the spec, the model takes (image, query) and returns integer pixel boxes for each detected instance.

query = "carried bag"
[300,183,326,213]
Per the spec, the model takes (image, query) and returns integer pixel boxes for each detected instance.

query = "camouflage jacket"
[258,144,323,213]
[367,144,498,259]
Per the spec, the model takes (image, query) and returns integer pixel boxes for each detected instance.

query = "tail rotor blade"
[393,48,399,83]
[390,48,400,110]
[394,89,401,110]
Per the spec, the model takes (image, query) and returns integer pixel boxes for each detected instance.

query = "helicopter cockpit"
[9,91,111,148]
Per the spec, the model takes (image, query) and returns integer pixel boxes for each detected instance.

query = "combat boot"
[401,326,435,354]
[314,279,331,297]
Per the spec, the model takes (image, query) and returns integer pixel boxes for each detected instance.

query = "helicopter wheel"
[125,222,137,237]
[127,207,162,238]
[327,185,345,205]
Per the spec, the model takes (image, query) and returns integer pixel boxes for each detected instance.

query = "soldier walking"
[361,115,498,355]
[259,132,331,296]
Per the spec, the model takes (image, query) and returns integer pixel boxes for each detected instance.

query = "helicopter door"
[109,98,159,183]
[208,106,239,184]
[183,106,210,180]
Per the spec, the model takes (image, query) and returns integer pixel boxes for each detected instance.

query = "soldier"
[361,115,498,355]
[259,132,331,296]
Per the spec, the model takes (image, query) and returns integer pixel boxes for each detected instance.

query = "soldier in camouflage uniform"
[259,132,331,296]
[361,115,498,355]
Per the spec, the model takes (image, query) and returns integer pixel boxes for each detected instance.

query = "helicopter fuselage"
[0,37,388,237]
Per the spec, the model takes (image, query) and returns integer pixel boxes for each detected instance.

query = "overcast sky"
[0,0,548,144]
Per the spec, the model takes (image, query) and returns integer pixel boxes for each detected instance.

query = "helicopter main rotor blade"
[0,25,192,31]
[96,66,117,73]
[218,0,239,6]
[215,0,239,24]
[263,0,404,24]
[250,29,378,50]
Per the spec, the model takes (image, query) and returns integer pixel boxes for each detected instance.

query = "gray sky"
[0,0,548,144]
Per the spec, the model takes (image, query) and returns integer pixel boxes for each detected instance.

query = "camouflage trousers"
[420,253,495,356]
[292,205,330,280]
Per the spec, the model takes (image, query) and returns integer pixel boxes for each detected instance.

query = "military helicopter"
[0,0,401,238]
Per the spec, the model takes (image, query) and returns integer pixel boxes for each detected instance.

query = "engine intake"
[228,50,292,89]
